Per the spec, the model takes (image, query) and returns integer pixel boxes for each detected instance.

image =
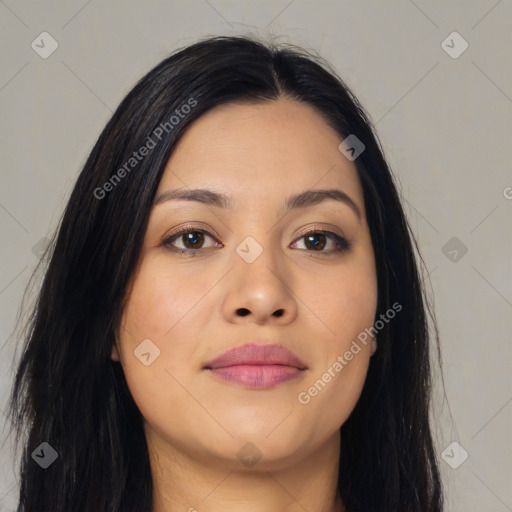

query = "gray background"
[1,1,511,510]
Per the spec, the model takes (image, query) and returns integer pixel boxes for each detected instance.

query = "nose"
[221,243,298,326]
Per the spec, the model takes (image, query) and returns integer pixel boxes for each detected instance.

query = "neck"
[147,426,344,512]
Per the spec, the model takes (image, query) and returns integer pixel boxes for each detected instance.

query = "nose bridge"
[233,231,286,290]
[221,229,298,325]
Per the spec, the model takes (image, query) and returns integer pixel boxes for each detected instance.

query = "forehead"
[157,98,364,211]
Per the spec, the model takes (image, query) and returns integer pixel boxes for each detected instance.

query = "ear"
[111,340,120,362]
[370,338,377,356]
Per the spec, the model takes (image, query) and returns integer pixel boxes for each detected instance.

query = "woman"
[7,35,444,511]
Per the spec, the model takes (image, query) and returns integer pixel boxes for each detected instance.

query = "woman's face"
[112,98,378,471]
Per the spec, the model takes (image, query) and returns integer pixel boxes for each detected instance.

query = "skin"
[111,98,378,512]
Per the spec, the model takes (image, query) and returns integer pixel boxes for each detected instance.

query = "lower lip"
[207,365,304,389]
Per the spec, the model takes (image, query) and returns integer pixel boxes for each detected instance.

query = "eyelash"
[162,225,351,256]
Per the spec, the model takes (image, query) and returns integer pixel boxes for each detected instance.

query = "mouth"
[203,343,307,389]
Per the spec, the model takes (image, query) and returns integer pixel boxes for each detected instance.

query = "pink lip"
[204,343,307,389]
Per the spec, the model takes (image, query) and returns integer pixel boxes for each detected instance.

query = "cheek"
[120,256,208,339]
[114,264,184,407]
[298,254,377,427]
[297,283,376,433]
[116,255,224,428]
[320,255,378,345]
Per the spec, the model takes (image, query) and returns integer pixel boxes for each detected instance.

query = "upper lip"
[204,343,307,370]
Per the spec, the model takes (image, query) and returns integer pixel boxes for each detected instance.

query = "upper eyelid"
[163,226,218,243]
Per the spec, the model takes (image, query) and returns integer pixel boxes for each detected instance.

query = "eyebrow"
[153,187,361,220]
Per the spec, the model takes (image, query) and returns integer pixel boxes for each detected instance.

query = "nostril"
[273,309,284,318]
[237,308,250,317]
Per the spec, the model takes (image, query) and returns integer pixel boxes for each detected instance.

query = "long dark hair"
[6,35,444,511]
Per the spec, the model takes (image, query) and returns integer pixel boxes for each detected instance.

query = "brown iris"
[304,233,327,251]
[182,231,205,249]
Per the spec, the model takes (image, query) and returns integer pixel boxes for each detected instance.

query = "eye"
[162,226,221,255]
[291,230,350,253]
[161,226,350,256]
